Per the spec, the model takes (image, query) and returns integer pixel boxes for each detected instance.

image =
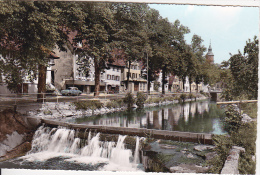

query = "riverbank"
[209,103,257,174]
[22,93,209,121]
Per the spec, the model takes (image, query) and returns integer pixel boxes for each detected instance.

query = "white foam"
[23,126,143,171]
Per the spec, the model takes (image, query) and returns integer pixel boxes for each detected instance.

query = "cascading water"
[20,126,143,171]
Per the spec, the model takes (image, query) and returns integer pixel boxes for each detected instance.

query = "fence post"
[56,92,58,104]
[42,92,45,104]
[14,94,17,112]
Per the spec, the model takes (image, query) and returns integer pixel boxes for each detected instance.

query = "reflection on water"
[73,101,226,134]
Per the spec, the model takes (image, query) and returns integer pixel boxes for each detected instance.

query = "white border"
[1,0,259,175]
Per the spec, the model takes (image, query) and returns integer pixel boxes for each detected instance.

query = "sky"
[149,4,259,64]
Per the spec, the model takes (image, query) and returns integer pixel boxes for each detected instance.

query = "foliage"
[179,93,187,102]
[0,1,72,93]
[240,102,257,119]
[208,106,256,174]
[188,93,196,99]
[224,105,242,134]
[112,98,125,107]
[105,101,119,109]
[123,92,135,110]
[153,81,160,91]
[136,92,147,108]
[221,37,258,100]
[73,100,103,110]
[207,135,233,173]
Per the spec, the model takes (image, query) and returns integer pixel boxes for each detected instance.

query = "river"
[71,100,226,135]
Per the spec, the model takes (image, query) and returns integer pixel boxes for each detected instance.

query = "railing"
[0,90,126,111]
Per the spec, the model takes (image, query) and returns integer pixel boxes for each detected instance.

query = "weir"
[21,126,142,171]
[41,119,213,145]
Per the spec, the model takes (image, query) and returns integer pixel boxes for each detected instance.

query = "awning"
[65,80,106,86]
[122,78,147,83]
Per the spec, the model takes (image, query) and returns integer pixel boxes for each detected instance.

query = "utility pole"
[146,52,149,95]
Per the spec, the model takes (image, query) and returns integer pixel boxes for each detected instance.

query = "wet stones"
[159,144,177,149]
[194,145,215,152]
[170,164,208,173]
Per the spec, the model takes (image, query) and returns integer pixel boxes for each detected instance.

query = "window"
[132,73,135,78]
[112,75,115,80]
[140,83,142,90]
[107,74,110,80]
[116,76,119,81]
[136,73,137,78]
[135,65,137,70]
[139,74,141,78]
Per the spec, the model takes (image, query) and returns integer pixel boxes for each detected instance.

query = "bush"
[188,93,195,99]
[208,106,256,174]
[224,105,242,134]
[136,92,147,108]
[105,101,119,109]
[123,92,135,110]
[179,93,187,102]
[207,135,233,173]
[112,98,124,106]
[73,100,103,110]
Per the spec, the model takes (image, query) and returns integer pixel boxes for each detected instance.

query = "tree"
[73,2,115,96]
[221,36,258,100]
[0,1,70,101]
[190,34,206,93]
[112,3,149,91]
[170,20,190,92]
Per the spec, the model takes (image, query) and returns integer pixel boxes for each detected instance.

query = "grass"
[240,102,257,119]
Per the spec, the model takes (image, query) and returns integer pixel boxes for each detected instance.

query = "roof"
[48,51,59,59]
[207,43,214,56]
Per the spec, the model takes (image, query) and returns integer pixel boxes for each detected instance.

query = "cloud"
[208,6,243,31]
[185,5,195,16]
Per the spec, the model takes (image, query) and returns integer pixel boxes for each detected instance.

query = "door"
[134,82,139,91]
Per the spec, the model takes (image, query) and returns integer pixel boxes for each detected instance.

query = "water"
[73,101,226,134]
[0,126,143,171]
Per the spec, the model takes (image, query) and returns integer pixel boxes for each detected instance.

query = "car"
[61,87,82,96]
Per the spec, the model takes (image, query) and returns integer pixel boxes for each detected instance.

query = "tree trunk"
[182,77,185,92]
[94,59,100,96]
[162,66,166,95]
[148,79,151,95]
[126,60,131,91]
[161,108,165,130]
[37,64,47,102]
[189,79,192,93]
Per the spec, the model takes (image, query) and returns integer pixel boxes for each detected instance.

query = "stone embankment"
[0,109,41,159]
[22,96,208,120]
[221,146,245,174]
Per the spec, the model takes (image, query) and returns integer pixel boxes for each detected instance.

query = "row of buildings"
[0,32,214,95]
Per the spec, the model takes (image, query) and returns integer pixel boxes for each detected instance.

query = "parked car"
[61,87,82,96]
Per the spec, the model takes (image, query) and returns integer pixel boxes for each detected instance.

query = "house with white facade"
[121,61,147,93]
[0,53,58,94]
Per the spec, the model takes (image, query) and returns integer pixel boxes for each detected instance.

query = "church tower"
[206,42,214,64]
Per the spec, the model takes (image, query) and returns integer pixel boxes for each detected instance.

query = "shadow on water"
[72,101,227,134]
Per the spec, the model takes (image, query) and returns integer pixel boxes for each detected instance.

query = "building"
[206,42,214,64]
[0,53,58,94]
[121,61,147,93]
[104,60,125,93]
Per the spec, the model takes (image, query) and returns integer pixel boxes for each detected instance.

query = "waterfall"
[133,136,140,164]
[24,126,142,171]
